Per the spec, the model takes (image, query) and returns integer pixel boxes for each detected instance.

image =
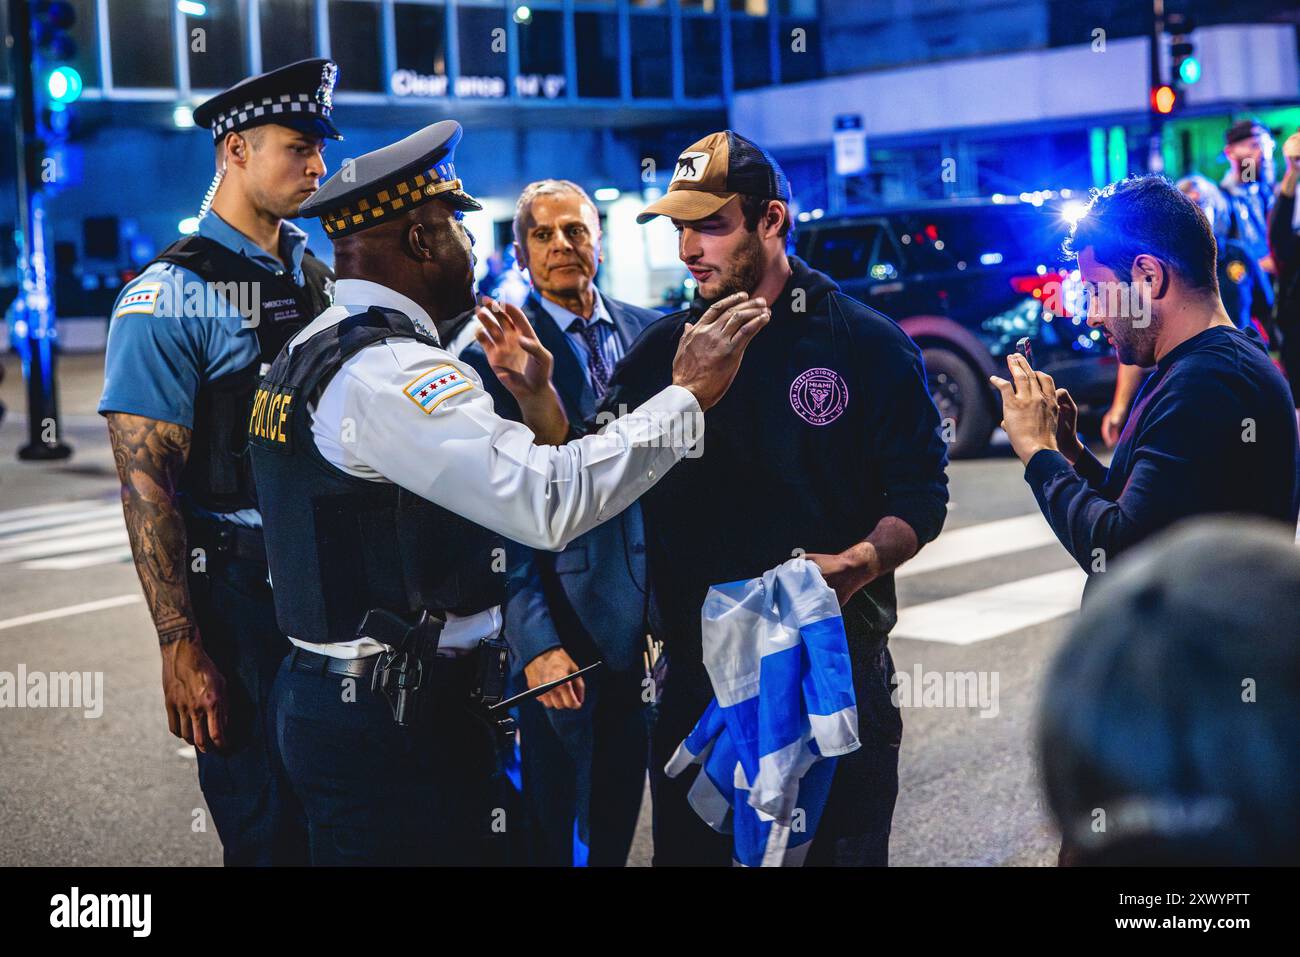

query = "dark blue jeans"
[187,554,309,866]
[271,649,506,865]
[649,623,902,867]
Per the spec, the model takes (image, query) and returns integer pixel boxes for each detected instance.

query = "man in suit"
[459,179,661,865]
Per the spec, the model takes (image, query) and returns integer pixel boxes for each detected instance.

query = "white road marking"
[0,500,130,570]
[0,528,131,564]
[0,515,127,549]
[0,594,143,633]
[22,545,136,571]
[893,568,1086,644]
[897,513,1059,579]
[0,503,122,536]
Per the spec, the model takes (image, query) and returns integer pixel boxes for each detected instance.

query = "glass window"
[106,0,175,88]
[629,14,671,99]
[730,14,771,90]
[779,18,820,84]
[518,9,565,99]
[395,2,448,78]
[185,0,248,91]
[778,0,816,14]
[329,0,384,93]
[681,15,721,98]
[261,0,318,71]
[807,224,881,281]
[457,4,507,98]
[731,0,768,11]
[574,12,618,99]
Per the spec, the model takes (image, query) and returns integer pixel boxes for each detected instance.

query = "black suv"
[796,198,1118,457]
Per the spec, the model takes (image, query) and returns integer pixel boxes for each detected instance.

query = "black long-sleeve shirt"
[598,256,949,665]
[1025,325,1299,586]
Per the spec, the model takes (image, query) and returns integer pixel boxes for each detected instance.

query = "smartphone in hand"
[1015,337,1034,369]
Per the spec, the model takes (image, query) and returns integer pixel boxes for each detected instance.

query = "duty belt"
[185,515,267,564]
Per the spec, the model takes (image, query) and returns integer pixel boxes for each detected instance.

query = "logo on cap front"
[790,368,848,426]
[672,151,710,184]
[316,62,337,111]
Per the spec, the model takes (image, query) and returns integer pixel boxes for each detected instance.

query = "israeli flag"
[665,558,860,866]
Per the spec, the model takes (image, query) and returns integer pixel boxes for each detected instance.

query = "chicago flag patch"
[114,281,162,318]
[403,363,473,413]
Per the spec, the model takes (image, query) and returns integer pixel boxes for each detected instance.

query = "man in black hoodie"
[601,131,950,865]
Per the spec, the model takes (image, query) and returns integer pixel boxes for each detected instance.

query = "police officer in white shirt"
[247,120,769,864]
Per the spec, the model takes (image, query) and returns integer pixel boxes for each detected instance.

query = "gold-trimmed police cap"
[193,58,342,142]
[300,120,482,239]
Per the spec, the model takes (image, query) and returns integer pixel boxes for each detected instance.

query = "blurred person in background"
[1099,173,1272,446]
[1221,119,1277,287]
[1268,130,1300,412]
[1038,517,1300,866]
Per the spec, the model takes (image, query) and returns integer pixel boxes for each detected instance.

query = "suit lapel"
[526,292,595,420]
[605,296,648,351]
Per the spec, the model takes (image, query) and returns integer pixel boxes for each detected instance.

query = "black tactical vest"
[149,234,334,514]
[248,305,506,644]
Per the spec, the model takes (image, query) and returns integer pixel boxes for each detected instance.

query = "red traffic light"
[1151,84,1177,114]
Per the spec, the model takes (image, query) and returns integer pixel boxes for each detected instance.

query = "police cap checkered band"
[193,58,342,142]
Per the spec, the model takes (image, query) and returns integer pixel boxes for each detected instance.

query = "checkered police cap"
[193,58,342,143]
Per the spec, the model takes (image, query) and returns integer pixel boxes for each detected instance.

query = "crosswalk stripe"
[0,515,127,549]
[893,568,1086,645]
[896,513,1059,579]
[0,529,132,564]
[0,594,143,633]
[0,500,131,570]
[22,546,136,571]
[0,503,122,536]
[0,499,109,522]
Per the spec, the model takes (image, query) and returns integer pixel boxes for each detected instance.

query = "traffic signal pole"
[7,0,73,461]
[1148,0,1167,173]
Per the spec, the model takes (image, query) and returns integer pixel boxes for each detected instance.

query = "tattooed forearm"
[106,413,197,647]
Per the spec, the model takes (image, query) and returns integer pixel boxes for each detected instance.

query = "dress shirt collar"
[535,288,613,333]
[332,278,441,342]
[200,211,308,282]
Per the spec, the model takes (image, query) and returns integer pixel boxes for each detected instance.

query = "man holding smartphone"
[996,175,1299,597]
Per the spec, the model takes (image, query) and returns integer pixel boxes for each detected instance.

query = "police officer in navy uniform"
[100,59,341,865]
[248,121,768,865]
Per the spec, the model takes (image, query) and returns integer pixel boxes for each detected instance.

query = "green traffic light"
[46,66,83,104]
[1178,56,1201,85]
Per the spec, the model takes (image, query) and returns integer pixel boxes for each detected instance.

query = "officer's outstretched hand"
[475,298,554,400]
[671,292,771,411]
[161,633,228,753]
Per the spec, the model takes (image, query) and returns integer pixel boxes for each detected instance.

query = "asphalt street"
[2,352,1088,866]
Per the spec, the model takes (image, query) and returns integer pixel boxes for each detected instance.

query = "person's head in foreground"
[300,120,483,321]
[1037,516,1300,866]
[637,130,792,303]
[1067,174,1223,368]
